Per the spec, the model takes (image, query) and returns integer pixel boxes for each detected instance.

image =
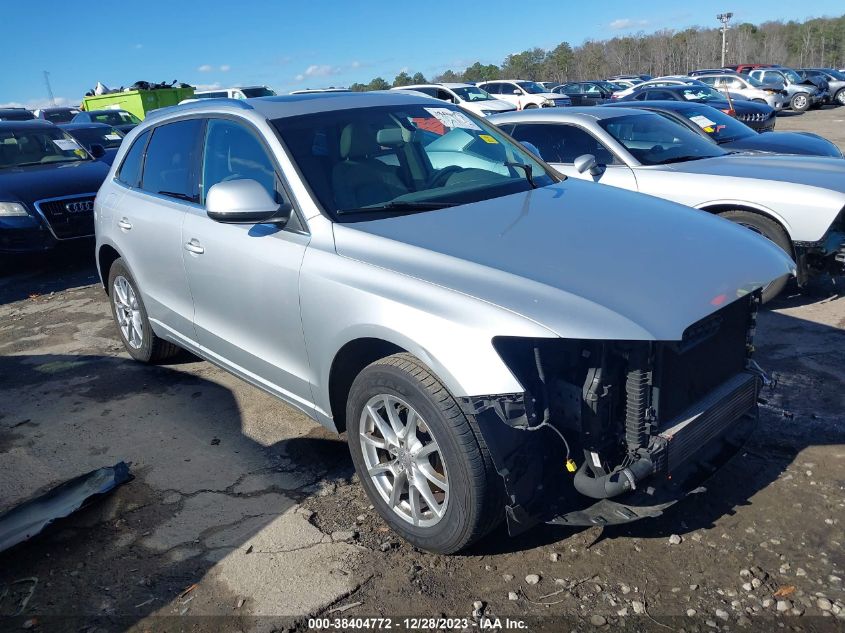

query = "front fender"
[299,245,558,422]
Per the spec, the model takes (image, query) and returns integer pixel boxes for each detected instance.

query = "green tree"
[543,42,574,82]
[411,72,427,84]
[348,82,367,92]
[367,77,391,91]
[462,62,500,82]
[501,47,546,80]
[393,71,413,87]
[434,69,462,82]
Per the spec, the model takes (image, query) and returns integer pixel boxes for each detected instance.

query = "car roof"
[59,122,117,130]
[0,119,56,130]
[83,109,130,114]
[158,92,443,121]
[490,106,654,124]
[605,100,712,111]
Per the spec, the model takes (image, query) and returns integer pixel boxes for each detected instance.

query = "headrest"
[339,122,377,160]
[375,127,408,147]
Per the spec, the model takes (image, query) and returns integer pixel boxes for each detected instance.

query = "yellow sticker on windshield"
[478,134,498,144]
[703,126,715,133]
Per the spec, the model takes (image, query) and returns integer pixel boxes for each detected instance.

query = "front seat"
[331,123,408,210]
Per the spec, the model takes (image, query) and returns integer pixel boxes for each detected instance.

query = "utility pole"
[717,13,733,67]
[43,71,56,106]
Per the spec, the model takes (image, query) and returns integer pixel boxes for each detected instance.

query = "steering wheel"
[648,144,666,154]
[426,165,466,188]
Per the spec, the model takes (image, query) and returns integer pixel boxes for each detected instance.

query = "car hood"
[723,132,843,158]
[662,153,845,192]
[0,160,110,204]
[477,100,516,112]
[333,181,794,342]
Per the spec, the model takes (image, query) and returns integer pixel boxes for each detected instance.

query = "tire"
[790,92,809,112]
[523,103,539,109]
[836,89,845,106]
[346,353,504,554]
[107,257,180,362]
[717,210,793,303]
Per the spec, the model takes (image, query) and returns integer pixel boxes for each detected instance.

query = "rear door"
[181,117,313,406]
[112,119,203,345]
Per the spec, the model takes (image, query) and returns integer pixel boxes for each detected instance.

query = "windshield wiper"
[505,162,537,189]
[653,155,709,165]
[336,200,458,215]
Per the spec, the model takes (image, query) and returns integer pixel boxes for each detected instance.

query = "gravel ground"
[0,107,844,632]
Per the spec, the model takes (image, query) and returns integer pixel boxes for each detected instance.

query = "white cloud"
[295,74,305,81]
[0,96,74,109]
[350,60,361,68]
[134,43,143,49]
[197,64,214,72]
[219,64,231,72]
[609,18,650,30]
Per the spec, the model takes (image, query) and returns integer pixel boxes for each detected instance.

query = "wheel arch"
[697,201,794,254]
[97,243,122,293]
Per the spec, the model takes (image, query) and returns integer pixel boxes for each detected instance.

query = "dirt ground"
[1,107,844,633]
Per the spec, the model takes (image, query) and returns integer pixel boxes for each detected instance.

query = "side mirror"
[89,143,106,159]
[206,179,291,225]
[513,89,523,95]
[573,153,605,177]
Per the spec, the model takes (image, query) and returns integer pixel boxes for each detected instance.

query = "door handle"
[184,239,204,255]
[117,218,132,231]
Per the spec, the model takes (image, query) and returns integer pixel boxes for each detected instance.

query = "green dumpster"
[81,87,195,120]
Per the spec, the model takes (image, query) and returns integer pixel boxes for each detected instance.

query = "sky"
[1,0,843,108]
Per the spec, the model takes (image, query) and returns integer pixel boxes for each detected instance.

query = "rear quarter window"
[116,130,150,188]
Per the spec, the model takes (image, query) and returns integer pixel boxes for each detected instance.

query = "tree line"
[347,13,845,90]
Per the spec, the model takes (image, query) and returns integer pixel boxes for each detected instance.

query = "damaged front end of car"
[460,292,769,534]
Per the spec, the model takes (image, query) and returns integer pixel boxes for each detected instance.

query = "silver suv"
[695,73,787,110]
[94,93,792,553]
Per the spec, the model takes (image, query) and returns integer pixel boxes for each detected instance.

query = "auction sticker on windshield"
[424,107,481,131]
[105,134,122,141]
[52,139,82,151]
[689,114,717,129]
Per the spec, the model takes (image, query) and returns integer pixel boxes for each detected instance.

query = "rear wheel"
[790,92,809,112]
[107,258,180,362]
[835,89,845,106]
[523,103,539,109]
[717,210,793,303]
[346,353,503,553]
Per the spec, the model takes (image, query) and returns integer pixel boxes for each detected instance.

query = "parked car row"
[90,91,844,555]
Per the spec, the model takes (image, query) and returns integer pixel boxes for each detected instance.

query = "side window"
[116,130,150,188]
[202,119,278,203]
[484,83,500,95]
[140,119,203,202]
[510,124,616,165]
[647,90,673,100]
[415,87,437,97]
[435,89,455,102]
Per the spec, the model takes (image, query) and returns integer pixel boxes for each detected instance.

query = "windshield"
[0,126,90,169]
[598,112,727,165]
[783,69,802,84]
[597,81,624,91]
[240,86,276,98]
[67,126,124,149]
[451,86,494,102]
[669,106,755,143]
[0,110,35,121]
[43,109,79,123]
[90,111,141,126]
[745,75,765,88]
[516,81,546,94]
[675,86,726,102]
[272,103,556,220]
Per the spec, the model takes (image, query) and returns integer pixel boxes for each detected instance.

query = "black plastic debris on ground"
[0,462,131,553]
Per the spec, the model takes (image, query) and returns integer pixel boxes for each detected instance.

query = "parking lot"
[1,106,844,633]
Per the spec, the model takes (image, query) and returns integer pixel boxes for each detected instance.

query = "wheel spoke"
[361,433,387,449]
[408,484,421,526]
[401,408,418,442]
[389,471,407,508]
[415,442,438,460]
[367,405,398,447]
[368,461,395,477]
[416,462,448,493]
[382,397,404,437]
[414,475,444,517]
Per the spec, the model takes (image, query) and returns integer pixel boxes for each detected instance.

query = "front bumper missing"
[465,371,761,532]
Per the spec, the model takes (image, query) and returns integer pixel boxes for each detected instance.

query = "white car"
[695,74,787,110]
[476,80,571,110]
[492,107,845,302]
[390,83,515,116]
[194,86,277,100]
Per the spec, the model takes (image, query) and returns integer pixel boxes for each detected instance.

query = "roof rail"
[145,98,254,121]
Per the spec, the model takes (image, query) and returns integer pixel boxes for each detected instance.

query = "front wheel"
[346,353,503,553]
[836,89,845,106]
[107,258,180,362]
[523,103,539,109]
[790,93,809,112]
[718,210,793,303]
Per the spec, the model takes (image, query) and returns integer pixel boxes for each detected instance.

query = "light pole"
[717,12,733,67]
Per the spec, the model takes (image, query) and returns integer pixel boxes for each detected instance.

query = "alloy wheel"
[113,276,143,349]
[359,394,449,527]
[793,95,808,110]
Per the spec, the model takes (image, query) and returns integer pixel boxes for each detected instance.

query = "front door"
[181,117,313,407]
